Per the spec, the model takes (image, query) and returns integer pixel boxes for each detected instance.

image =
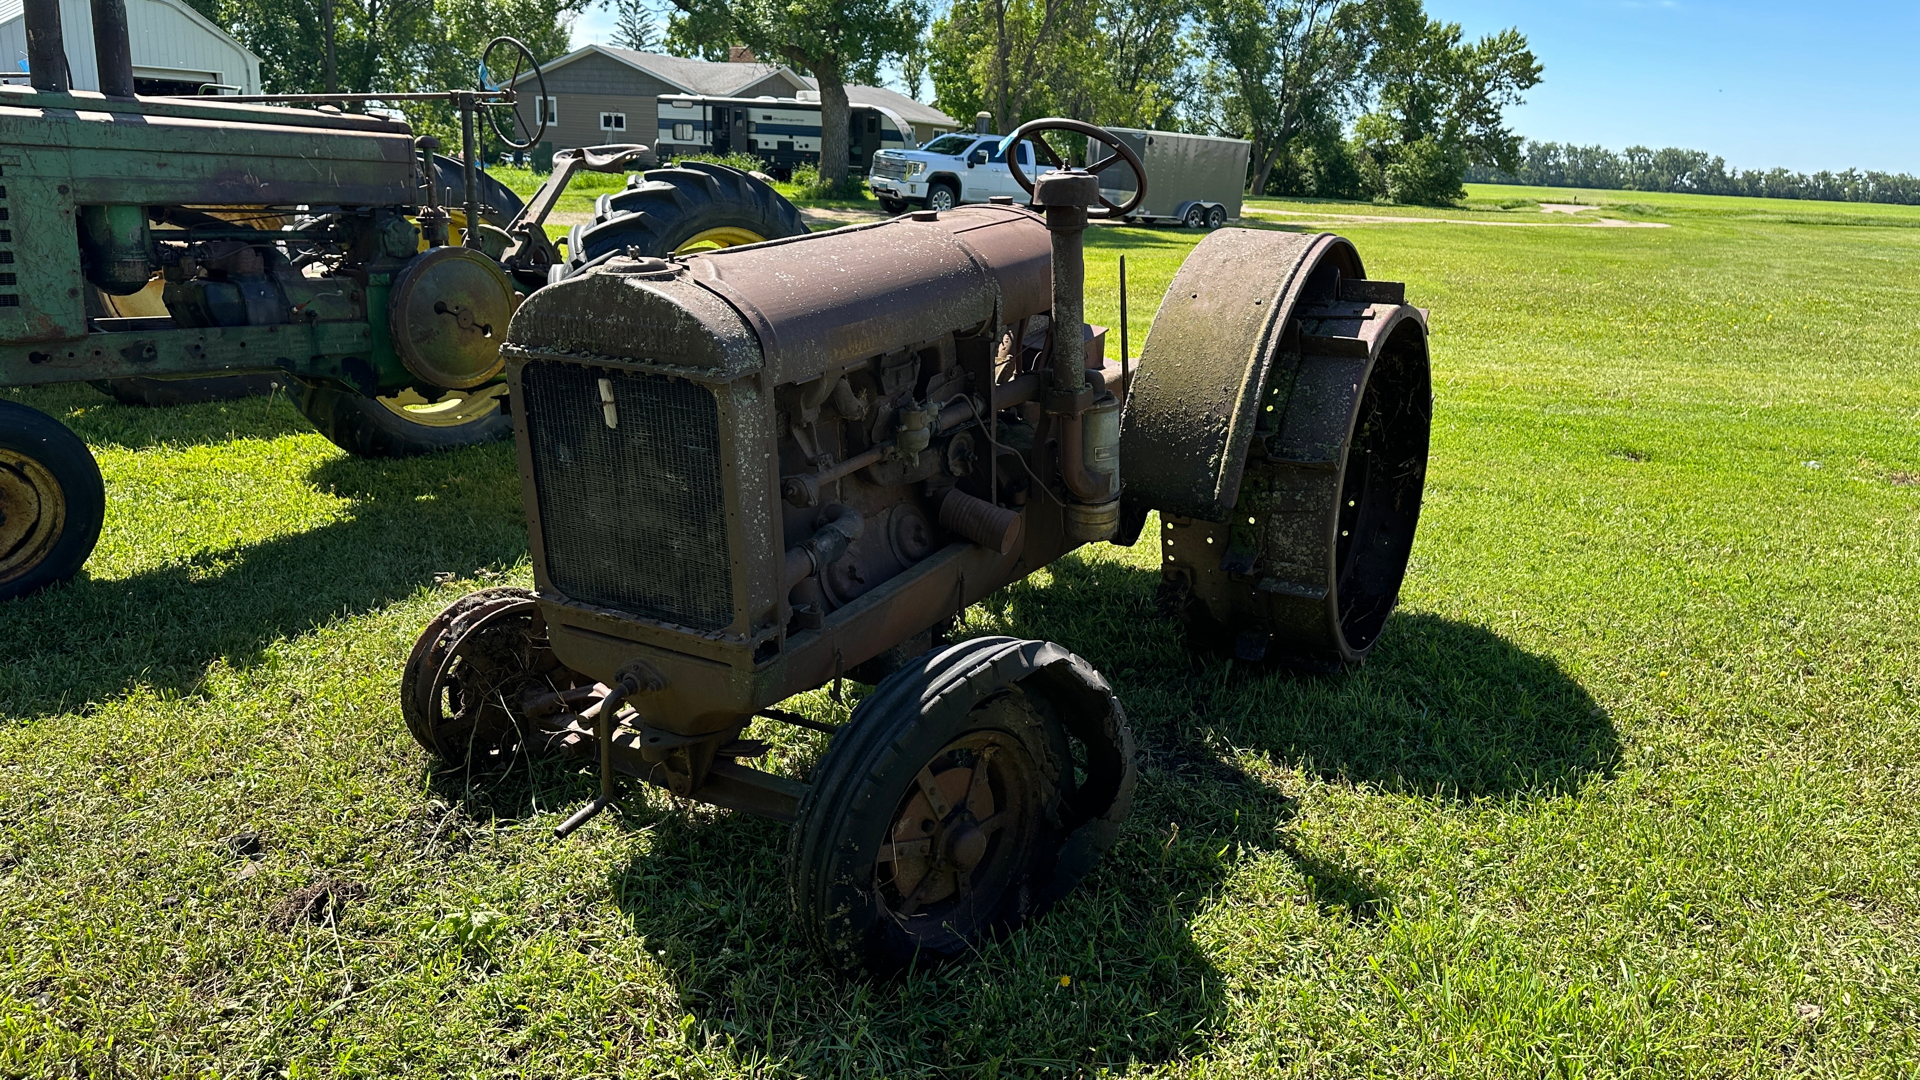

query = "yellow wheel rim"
[0,449,66,585]
[674,227,767,254]
[375,385,509,428]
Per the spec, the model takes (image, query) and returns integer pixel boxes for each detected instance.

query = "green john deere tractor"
[0,0,807,601]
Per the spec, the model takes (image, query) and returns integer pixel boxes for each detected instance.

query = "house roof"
[796,77,956,129]
[515,45,955,129]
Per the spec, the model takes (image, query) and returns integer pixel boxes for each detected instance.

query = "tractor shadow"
[0,439,528,721]
[602,549,1613,1073]
[5,381,319,452]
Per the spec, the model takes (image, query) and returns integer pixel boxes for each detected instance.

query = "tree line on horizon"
[1465,141,1920,206]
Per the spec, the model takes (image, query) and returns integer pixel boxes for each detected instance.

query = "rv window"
[673,122,695,141]
[867,116,878,133]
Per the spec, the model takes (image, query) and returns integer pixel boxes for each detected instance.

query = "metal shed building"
[0,0,261,93]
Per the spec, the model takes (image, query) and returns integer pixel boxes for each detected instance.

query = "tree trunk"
[1248,137,1282,197]
[816,60,851,187]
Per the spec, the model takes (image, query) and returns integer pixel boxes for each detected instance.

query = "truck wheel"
[1205,205,1227,228]
[878,196,908,214]
[1182,204,1206,229]
[564,161,807,272]
[926,182,959,212]
[0,401,106,602]
[789,636,1135,973]
[294,383,511,458]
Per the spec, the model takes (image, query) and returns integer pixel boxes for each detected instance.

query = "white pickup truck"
[867,132,1039,212]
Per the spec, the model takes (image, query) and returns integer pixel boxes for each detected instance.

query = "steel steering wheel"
[1001,118,1148,217]
[481,36,547,151]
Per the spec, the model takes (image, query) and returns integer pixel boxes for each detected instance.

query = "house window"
[599,112,625,132]
[673,122,695,141]
[537,96,558,124]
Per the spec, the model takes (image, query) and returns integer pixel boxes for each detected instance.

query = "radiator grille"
[522,362,733,631]
[870,156,909,181]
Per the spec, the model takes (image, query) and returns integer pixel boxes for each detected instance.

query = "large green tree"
[665,0,924,187]
[927,0,1192,134]
[1354,14,1540,203]
[1195,0,1394,195]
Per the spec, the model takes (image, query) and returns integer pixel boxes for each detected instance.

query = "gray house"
[515,45,956,156]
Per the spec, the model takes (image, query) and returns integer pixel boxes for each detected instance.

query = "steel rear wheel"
[789,636,1136,973]
[0,401,105,602]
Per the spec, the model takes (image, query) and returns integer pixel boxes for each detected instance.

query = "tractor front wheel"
[0,401,105,602]
[789,636,1135,973]
[294,383,511,458]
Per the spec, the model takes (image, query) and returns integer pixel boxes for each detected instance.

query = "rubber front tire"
[926,182,959,212]
[0,401,105,602]
[295,383,511,458]
[565,161,807,271]
[789,636,1136,973]
[878,197,908,214]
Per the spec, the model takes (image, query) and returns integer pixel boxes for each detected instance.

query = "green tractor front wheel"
[294,384,512,458]
[0,401,106,602]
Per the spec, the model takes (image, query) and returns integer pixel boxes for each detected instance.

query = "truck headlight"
[907,161,927,177]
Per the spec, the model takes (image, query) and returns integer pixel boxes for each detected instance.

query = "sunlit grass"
[2,188,1918,1076]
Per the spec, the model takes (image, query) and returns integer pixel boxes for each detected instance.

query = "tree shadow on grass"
[0,443,527,721]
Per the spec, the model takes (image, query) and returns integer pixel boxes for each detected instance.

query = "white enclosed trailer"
[1090,128,1252,227]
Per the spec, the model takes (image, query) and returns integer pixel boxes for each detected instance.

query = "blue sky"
[570,1,1920,175]
[1441,1,1920,175]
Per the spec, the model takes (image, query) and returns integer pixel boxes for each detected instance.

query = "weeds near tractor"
[2,186,1918,1076]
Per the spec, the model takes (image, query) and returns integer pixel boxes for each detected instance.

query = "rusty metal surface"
[1158,278,1431,671]
[1119,229,1363,522]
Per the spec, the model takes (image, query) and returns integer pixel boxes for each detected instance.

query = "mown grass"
[3,188,1919,1077]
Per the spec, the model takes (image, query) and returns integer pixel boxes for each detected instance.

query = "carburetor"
[403,119,1433,971]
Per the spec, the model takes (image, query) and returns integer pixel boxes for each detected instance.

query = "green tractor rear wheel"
[564,161,807,272]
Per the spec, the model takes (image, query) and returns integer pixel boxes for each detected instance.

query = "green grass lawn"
[4,187,1919,1077]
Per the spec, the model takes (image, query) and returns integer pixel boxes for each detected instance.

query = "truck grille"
[870,157,908,181]
[520,362,733,632]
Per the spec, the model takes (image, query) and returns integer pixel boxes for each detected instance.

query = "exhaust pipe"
[91,0,136,97]
[23,0,70,93]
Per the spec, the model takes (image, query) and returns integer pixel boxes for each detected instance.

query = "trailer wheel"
[926,182,959,212]
[789,636,1135,973]
[0,401,105,602]
[563,161,806,272]
[1182,204,1206,228]
[294,383,511,458]
[1205,205,1227,228]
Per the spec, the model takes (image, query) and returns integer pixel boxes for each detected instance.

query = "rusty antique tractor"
[404,119,1433,971]
[0,0,806,602]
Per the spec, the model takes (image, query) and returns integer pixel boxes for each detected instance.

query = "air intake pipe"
[23,0,70,93]
[91,0,136,98]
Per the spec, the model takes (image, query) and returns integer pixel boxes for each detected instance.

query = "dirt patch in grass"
[268,880,367,931]
[1891,472,1918,486]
